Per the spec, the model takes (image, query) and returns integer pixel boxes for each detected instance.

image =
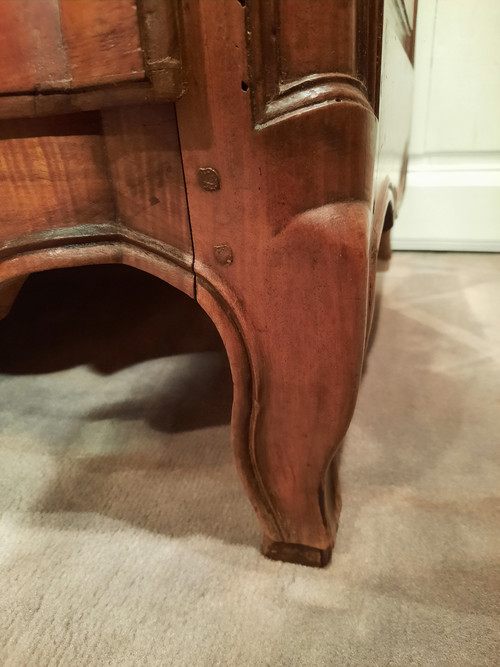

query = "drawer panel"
[0,104,193,262]
[0,0,183,119]
[59,0,145,89]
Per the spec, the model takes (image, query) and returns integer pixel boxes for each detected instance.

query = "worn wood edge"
[193,201,374,563]
[136,0,185,97]
[255,78,374,130]
[262,450,343,568]
[195,268,284,544]
[0,224,191,269]
[262,537,333,568]
[0,225,194,298]
[0,76,183,120]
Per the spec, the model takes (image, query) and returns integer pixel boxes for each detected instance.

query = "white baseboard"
[392,154,500,252]
[391,239,500,252]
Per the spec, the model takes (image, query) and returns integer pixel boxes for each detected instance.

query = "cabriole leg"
[200,203,372,567]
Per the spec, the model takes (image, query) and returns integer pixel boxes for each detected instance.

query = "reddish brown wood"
[175,0,376,565]
[101,104,192,254]
[176,0,414,566]
[58,0,144,88]
[279,1,357,80]
[0,0,144,93]
[0,242,193,302]
[0,0,415,567]
[0,0,183,120]
[0,83,177,121]
[0,0,67,93]
[0,113,115,241]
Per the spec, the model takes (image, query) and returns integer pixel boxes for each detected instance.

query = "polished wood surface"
[0,0,416,567]
[0,113,114,239]
[101,104,192,254]
[58,0,144,88]
[176,0,379,566]
[0,0,183,119]
[0,0,67,93]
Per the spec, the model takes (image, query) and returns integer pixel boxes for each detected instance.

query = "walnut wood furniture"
[0,0,416,567]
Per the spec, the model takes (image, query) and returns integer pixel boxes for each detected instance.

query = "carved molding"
[0,224,192,275]
[0,223,282,543]
[245,0,384,128]
[136,0,184,96]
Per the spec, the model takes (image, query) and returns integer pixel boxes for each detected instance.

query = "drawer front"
[0,0,183,119]
[0,104,193,257]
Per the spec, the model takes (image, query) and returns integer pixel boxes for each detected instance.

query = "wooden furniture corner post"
[175,0,416,566]
[0,0,416,567]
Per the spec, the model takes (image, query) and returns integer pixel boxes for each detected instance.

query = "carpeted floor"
[0,252,499,666]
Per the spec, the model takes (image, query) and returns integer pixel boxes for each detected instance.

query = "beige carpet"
[0,252,499,666]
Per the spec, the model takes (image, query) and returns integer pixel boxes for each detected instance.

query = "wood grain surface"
[102,104,192,255]
[0,113,114,241]
[176,0,380,566]
[0,0,67,92]
[59,0,144,88]
[0,0,415,567]
[0,0,183,119]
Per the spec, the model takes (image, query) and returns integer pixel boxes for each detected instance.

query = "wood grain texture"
[279,0,357,80]
[176,0,379,565]
[0,0,67,92]
[0,113,114,240]
[0,0,183,120]
[102,104,192,255]
[58,0,144,88]
[0,0,414,567]
[0,83,176,121]
[138,0,184,95]
[245,0,383,127]
[0,238,194,301]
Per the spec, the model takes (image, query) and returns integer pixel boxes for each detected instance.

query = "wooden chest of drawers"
[0,0,416,567]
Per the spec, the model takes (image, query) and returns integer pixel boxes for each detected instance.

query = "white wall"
[393,0,500,251]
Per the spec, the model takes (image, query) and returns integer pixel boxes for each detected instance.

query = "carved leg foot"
[261,450,343,567]
[199,203,371,567]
